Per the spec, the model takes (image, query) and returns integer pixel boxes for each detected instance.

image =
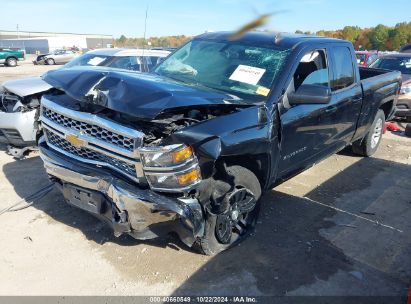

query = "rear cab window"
[330,46,355,91]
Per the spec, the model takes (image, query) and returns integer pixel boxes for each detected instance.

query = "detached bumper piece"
[39,140,205,247]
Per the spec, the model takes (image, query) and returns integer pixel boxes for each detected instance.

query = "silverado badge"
[65,134,87,148]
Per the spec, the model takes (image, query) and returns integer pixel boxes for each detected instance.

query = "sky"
[1,0,410,38]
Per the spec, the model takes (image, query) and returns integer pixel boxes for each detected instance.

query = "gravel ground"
[0,64,410,298]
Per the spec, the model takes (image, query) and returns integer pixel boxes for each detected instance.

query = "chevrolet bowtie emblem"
[65,134,87,147]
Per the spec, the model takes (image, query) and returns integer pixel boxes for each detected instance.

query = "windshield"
[370,57,411,75]
[154,39,290,101]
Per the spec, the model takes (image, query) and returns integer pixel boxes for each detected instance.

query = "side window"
[331,47,355,91]
[294,49,330,91]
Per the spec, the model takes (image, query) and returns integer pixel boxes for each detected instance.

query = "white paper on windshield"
[87,57,106,66]
[229,65,266,85]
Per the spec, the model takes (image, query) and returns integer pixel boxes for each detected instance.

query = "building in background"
[0,30,113,54]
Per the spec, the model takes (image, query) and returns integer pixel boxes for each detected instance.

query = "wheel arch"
[218,153,270,190]
[379,100,394,120]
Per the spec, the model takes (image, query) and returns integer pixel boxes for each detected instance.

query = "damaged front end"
[0,90,41,158]
[39,142,205,245]
[38,67,272,250]
[0,77,52,157]
[38,94,208,245]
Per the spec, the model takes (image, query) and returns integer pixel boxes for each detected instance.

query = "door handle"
[352,97,362,103]
[325,105,337,113]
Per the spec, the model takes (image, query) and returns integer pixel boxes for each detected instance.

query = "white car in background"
[0,48,171,157]
[33,49,79,65]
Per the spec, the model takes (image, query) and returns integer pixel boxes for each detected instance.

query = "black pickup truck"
[38,32,401,255]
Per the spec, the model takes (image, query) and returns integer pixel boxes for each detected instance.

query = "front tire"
[5,57,17,67]
[197,166,262,256]
[352,109,385,156]
[46,58,55,65]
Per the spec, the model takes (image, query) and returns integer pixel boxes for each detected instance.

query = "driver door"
[277,48,336,179]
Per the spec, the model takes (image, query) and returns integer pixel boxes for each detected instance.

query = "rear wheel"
[46,58,55,65]
[352,109,385,156]
[197,166,262,256]
[405,124,411,138]
[5,57,17,67]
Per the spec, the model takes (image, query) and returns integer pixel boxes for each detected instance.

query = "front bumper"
[38,139,205,246]
[0,109,37,146]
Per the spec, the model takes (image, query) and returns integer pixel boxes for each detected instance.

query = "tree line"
[297,22,411,51]
[114,22,411,51]
[114,35,190,48]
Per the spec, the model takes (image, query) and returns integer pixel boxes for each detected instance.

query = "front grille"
[40,97,144,181]
[42,107,135,151]
[45,130,137,177]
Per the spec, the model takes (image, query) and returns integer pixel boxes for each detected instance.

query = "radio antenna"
[142,4,149,71]
[143,5,148,47]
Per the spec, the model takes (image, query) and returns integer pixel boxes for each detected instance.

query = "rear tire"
[352,109,385,157]
[46,58,55,65]
[405,124,411,138]
[5,57,17,67]
[197,166,262,256]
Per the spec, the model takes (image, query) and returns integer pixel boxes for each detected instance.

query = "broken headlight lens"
[139,144,201,192]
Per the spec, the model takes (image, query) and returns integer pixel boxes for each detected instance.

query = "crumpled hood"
[42,66,248,119]
[2,76,53,97]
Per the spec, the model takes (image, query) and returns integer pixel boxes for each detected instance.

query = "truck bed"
[353,67,401,140]
[359,67,400,82]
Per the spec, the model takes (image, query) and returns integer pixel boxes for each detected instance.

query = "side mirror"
[288,84,331,105]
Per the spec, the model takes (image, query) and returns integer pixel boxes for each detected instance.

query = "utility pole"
[17,24,20,39]
[143,5,148,48]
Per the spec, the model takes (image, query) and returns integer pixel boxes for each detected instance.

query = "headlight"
[139,144,201,192]
[400,84,411,95]
[140,144,194,168]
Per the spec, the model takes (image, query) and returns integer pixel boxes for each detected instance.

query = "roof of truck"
[86,48,171,57]
[196,31,347,49]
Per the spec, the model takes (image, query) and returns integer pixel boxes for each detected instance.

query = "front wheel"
[46,58,55,65]
[5,57,17,67]
[352,109,385,156]
[197,166,262,256]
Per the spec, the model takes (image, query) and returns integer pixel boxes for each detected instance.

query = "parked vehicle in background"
[400,44,411,53]
[370,53,411,122]
[33,49,79,65]
[37,32,401,255]
[0,48,171,158]
[0,49,25,67]
[64,48,171,72]
[355,51,379,67]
